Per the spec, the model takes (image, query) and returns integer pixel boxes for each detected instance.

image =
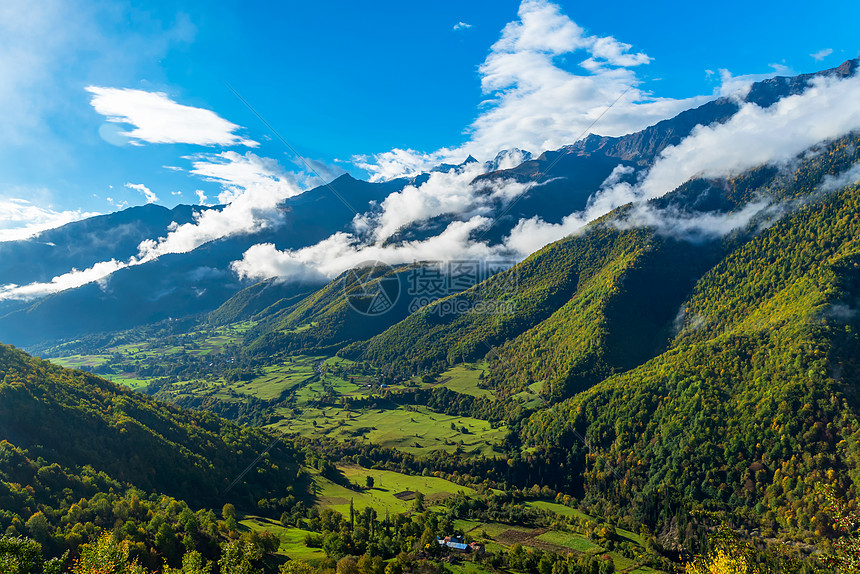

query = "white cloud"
[501,163,637,255]
[811,48,833,62]
[135,151,303,261]
[0,150,304,300]
[715,64,794,98]
[503,211,586,257]
[634,73,860,201]
[501,72,860,253]
[353,162,535,243]
[231,217,503,284]
[819,162,860,193]
[453,21,472,31]
[355,0,711,181]
[125,182,159,204]
[195,189,210,205]
[229,158,543,282]
[86,86,258,147]
[0,259,124,301]
[0,197,100,242]
[615,201,775,242]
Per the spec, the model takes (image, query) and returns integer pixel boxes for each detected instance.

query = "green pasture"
[312,465,477,515]
[273,404,505,456]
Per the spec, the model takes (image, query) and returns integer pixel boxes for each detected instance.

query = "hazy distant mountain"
[0,203,206,286]
[0,175,408,345]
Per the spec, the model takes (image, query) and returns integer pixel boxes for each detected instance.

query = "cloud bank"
[636,72,860,199]
[136,151,303,261]
[234,162,539,283]
[512,71,860,246]
[354,162,535,243]
[234,68,860,285]
[0,259,125,301]
[232,217,502,285]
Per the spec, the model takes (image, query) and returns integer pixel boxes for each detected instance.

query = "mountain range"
[2,59,857,348]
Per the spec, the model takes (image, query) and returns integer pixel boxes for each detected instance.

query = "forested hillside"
[241,265,431,358]
[522,174,860,543]
[0,344,304,510]
[351,134,860,401]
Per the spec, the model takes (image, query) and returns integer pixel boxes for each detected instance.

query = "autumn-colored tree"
[686,547,761,574]
[279,559,316,574]
[163,550,211,574]
[819,485,860,572]
[72,531,147,574]
[685,521,804,574]
[218,540,262,574]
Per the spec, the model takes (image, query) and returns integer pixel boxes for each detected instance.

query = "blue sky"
[0,0,858,240]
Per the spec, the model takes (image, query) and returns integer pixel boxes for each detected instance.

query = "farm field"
[525,501,643,546]
[533,529,603,553]
[273,404,506,456]
[526,500,591,522]
[420,362,494,399]
[240,516,326,561]
[228,357,324,400]
[45,321,511,457]
[312,465,478,515]
[43,322,257,384]
[239,465,660,573]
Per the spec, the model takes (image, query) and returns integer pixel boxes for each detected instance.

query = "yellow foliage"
[686,549,761,574]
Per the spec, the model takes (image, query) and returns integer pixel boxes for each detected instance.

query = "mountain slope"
[520,171,860,541]
[207,278,314,325]
[235,257,513,359]
[241,264,421,357]
[0,342,303,509]
[0,203,205,287]
[485,234,715,400]
[350,131,860,391]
